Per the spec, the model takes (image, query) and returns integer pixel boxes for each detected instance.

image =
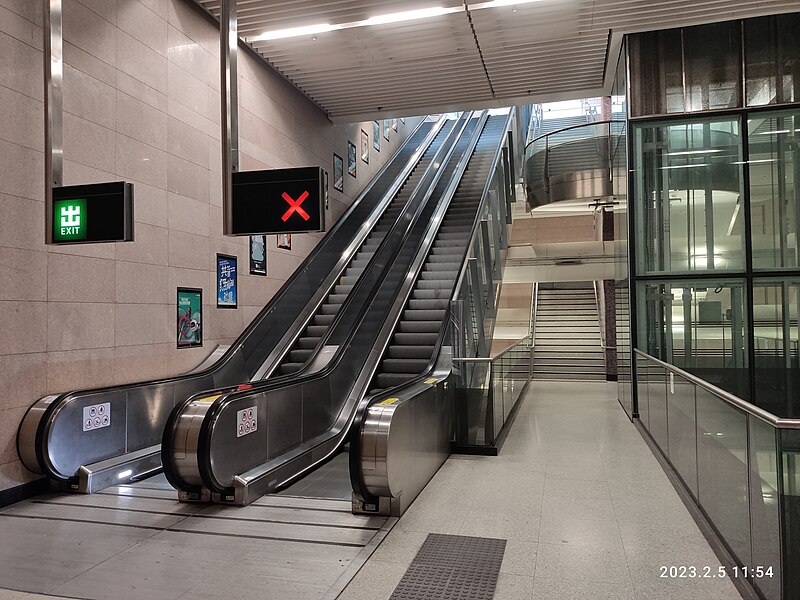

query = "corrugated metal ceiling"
[194,0,800,122]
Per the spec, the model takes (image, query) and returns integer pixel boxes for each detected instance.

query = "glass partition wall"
[628,13,800,600]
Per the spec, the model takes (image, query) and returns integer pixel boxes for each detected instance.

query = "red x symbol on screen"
[281,191,310,222]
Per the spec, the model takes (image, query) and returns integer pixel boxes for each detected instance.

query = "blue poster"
[217,254,237,308]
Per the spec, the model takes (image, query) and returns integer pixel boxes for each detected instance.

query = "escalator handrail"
[163,113,477,493]
[22,117,438,480]
[349,110,515,503]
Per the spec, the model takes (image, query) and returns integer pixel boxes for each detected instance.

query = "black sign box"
[231,167,325,235]
[51,181,134,244]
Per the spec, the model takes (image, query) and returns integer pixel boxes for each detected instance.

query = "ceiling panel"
[194,0,800,122]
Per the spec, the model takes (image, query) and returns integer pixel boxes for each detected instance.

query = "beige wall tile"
[168,192,210,236]
[139,0,169,20]
[47,302,115,351]
[63,0,116,66]
[116,261,170,304]
[116,90,168,149]
[0,405,28,464]
[48,253,116,303]
[168,116,209,169]
[116,69,168,112]
[168,25,213,86]
[0,139,43,201]
[63,112,116,173]
[114,342,174,383]
[116,29,168,94]
[0,352,48,410]
[0,247,47,301]
[168,60,209,119]
[117,0,168,56]
[116,133,169,189]
[0,29,42,100]
[63,64,115,129]
[115,303,172,346]
[168,0,218,58]
[0,193,45,250]
[46,346,118,391]
[0,300,47,354]
[168,229,209,270]
[116,222,169,266]
[0,0,44,26]
[0,4,40,49]
[206,305,245,340]
[75,0,116,24]
[167,154,210,204]
[0,84,42,151]
[127,179,169,227]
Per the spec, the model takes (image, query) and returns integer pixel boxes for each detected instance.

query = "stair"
[616,285,631,378]
[532,286,606,381]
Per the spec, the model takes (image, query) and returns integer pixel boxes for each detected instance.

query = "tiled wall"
[0,0,422,492]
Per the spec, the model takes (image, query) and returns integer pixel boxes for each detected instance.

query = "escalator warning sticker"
[424,378,440,384]
[197,394,222,404]
[377,398,399,406]
[237,406,258,437]
[83,402,111,432]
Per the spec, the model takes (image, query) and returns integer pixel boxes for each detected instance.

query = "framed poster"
[347,141,357,177]
[333,153,344,192]
[177,287,202,348]
[373,121,381,152]
[360,129,369,164]
[216,254,237,308]
[277,233,292,250]
[392,118,398,132]
[383,119,390,141]
[249,235,266,276]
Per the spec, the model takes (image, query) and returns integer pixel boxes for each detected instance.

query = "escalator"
[273,123,454,376]
[162,111,514,510]
[370,118,506,392]
[16,117,446,493]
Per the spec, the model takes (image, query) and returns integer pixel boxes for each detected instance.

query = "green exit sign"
[53,198,87,242]
[50,182,134,245]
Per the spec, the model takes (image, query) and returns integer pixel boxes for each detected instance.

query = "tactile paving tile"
[390,533,506,600]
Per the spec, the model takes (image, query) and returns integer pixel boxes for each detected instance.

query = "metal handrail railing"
[453,335,531,363]
[525,119,619,148]
[634,348,800,429]
[530,281,539,349]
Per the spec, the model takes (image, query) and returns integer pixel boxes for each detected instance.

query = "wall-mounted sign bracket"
[44,0,64,244]
[221,0,240,235]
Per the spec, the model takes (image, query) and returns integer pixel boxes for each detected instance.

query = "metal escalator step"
[279,363,304,375]
[313,314,335,326]
[306,325,328,337]
[412,289,450,300]
[289,348,314,362]
[408,298,449,310]
[402,309,446,321]
[334,284,353,295]
[419,271,454,281]
[394,332,438,345]
[328,294,348,303]
[424,262,461,272]
[416,279,453,290]
[387,345,434,359]
[296,337,320,349]
[341,276,360,285]
[318,304,340,315]
[381,358,430,373]
[374,373,416,388]
[397,320,441,333]
[434,239,465,248]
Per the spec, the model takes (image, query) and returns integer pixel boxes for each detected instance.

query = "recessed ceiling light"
[361,7,460,26]
[252,23,341,42]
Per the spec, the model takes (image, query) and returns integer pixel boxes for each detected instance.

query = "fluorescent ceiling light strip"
[252,5,464,42]
[361,7,460,26]
[252,0,550,43]
[469,0,546,9]
[253,23,341,41]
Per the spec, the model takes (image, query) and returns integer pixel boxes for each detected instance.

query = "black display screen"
[51,181,134,244]
[231,167,325,235]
